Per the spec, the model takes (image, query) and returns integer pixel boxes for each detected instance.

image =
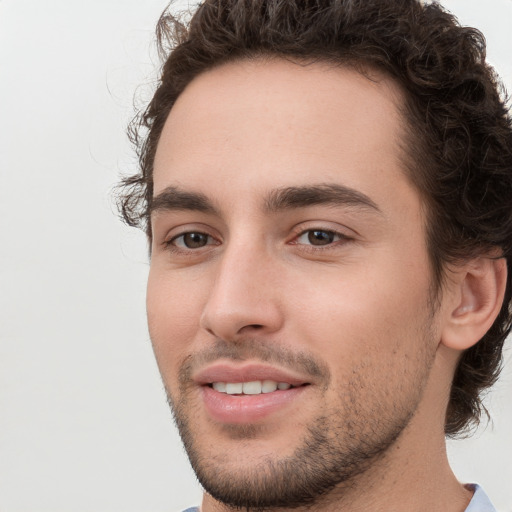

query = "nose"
[199,242,284,341]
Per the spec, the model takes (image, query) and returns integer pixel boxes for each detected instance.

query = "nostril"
[236,324,265,336]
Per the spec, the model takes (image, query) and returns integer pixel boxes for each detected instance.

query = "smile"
[192,362,313,423]
[211,380,295,394]
[202,384,308,424]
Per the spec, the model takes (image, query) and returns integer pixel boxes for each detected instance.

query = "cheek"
[286,252,433,360]
[146,269,205,375]
[289,266,435,411]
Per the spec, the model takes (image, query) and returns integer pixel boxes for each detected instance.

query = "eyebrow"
[150,186,219,216]
[264,183,381,213]
[149,183,381,217]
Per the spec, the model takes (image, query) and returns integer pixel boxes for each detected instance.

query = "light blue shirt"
[181,484,497,512]
[465,484,497,512]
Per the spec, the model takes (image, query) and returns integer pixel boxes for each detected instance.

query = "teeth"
[211,380,294,395]
[212,382,226,392]
[262,380,278,393]
[225,383,243,394]
[242,381,262,395]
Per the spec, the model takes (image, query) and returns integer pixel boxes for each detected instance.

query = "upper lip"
[193,362,311,387]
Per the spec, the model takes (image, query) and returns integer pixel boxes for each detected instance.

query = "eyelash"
[163,227,351,255]
[163,231,219,253]
[291,228,350,251]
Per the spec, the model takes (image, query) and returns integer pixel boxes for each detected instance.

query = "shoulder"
[181,508,199,512]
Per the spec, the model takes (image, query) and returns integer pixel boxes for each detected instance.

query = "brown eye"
[172,232,212,249]
[296,229,342,246]
[184,233,208,248]
[307,230,336,246]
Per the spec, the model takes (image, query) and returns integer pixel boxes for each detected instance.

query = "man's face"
[147,60,446,508]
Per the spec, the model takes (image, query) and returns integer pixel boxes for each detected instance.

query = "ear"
[441,256,507,351]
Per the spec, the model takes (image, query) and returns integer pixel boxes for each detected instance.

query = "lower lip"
[201,385,308,424]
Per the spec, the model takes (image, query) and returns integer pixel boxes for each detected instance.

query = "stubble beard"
[170,391,414,510]
[165,334,437,511]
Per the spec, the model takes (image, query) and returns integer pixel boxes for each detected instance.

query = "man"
[117,0,512,510]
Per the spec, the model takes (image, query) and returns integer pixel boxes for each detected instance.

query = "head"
[117,0,512,507]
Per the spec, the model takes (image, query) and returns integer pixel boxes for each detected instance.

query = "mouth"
[209,380,304,395]
[194,363,312,424]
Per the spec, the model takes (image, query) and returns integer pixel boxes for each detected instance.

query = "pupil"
[184,233,207,248]
[308,230,334,245]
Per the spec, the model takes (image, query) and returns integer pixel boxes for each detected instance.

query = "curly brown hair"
[117,0,512,437]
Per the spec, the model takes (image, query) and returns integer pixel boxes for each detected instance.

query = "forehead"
[153,58,410,211]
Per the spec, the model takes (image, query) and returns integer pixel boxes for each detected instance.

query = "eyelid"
[168,232,217,248]
[161,223,222,250]
[288,223,356,251]
[290,221,355,239]
[295,229,346,244]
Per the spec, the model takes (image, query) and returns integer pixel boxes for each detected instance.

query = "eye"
[168,231,216,250]
[295,229,345,246]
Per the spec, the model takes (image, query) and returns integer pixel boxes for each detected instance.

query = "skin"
[147,59,481,511]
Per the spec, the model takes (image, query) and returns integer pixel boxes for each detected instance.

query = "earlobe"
[441,256,507,351]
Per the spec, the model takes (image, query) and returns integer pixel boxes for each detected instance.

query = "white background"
[0,1,511,511]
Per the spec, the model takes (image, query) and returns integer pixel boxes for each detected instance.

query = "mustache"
[178,338,331,386]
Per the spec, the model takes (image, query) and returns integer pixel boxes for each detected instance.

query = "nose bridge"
[200,233,283,339]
